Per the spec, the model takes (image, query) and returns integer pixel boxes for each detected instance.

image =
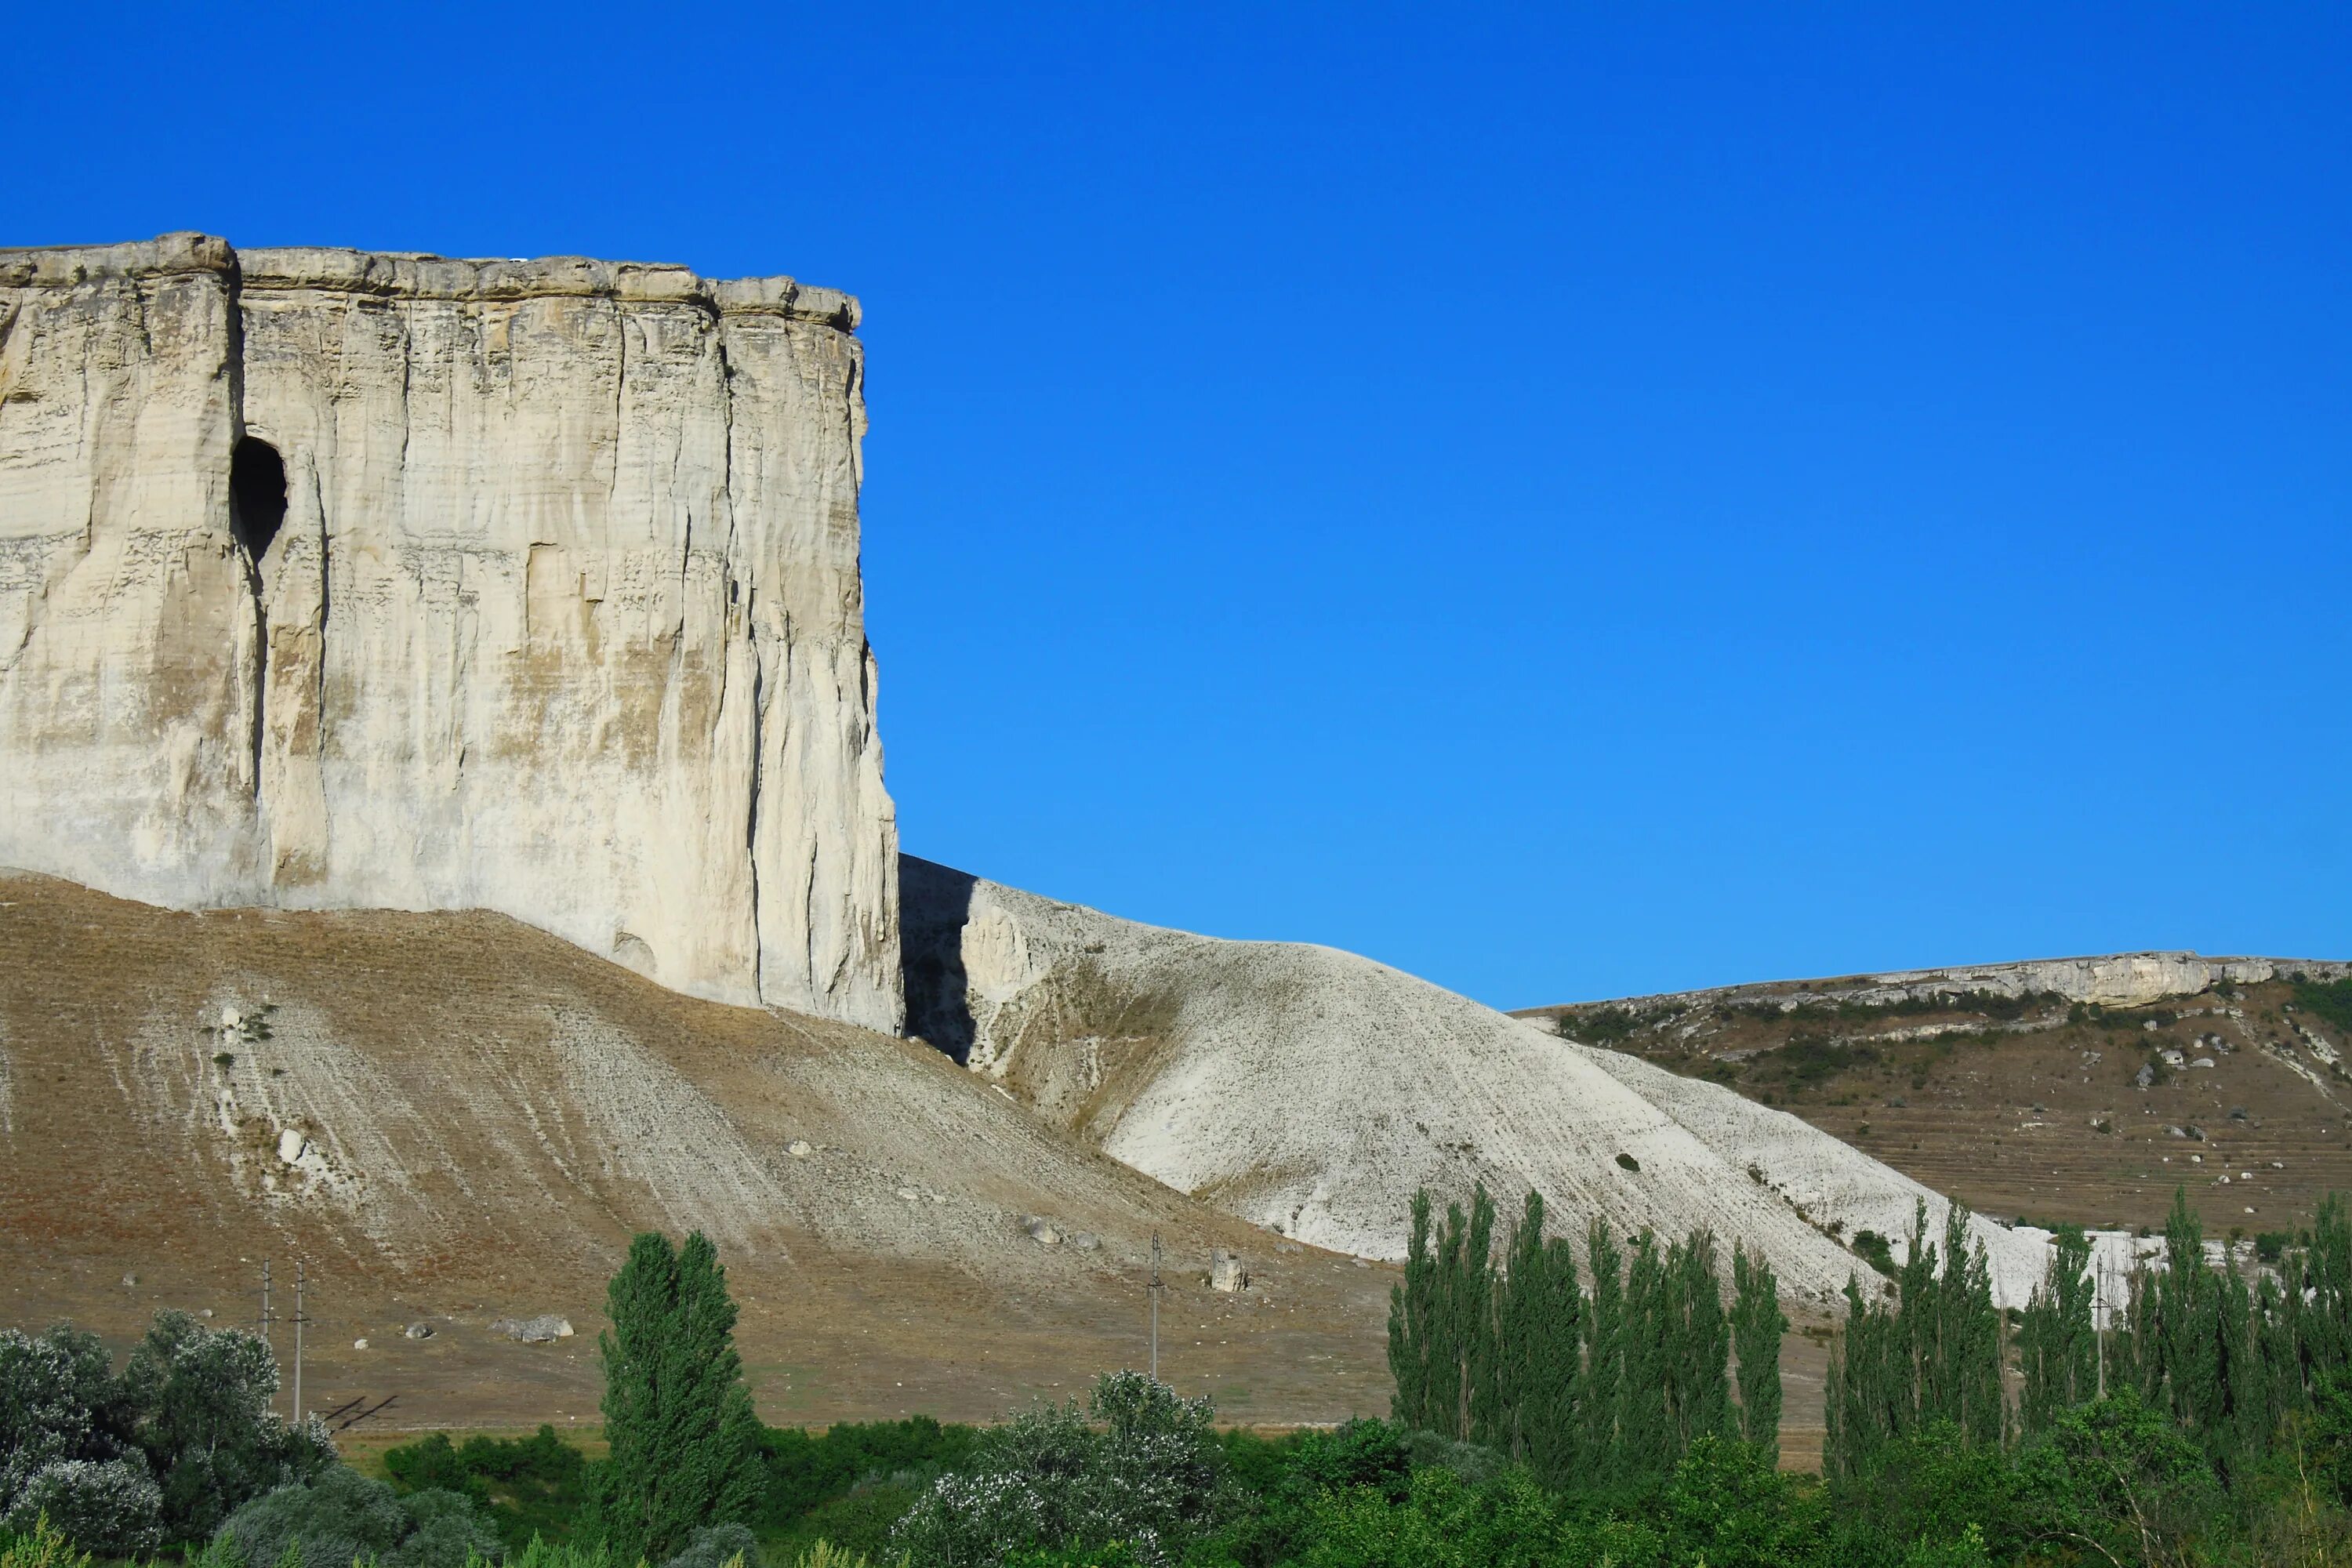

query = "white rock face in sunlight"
[0,234,899,1029]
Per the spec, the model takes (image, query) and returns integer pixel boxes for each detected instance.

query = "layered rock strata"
[0,234,898,1028]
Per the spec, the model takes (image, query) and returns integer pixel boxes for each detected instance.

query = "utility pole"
[1149,1232,1163,1382]
[292,1261,308,1424]
[258,1259,278,1418]
[2095,1243,2107,1399]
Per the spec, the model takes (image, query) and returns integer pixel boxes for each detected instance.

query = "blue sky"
[16,5,2347,1007]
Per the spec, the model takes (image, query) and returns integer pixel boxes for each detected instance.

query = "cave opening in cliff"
[230,437,287,563]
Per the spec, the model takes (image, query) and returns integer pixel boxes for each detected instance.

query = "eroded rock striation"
[0,234,898,1027]
[898,856,2057,1306]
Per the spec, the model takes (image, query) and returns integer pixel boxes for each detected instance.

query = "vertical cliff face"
[0,234,900,1029]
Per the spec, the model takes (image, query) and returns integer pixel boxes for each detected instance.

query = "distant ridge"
[1514,953,2352,1020]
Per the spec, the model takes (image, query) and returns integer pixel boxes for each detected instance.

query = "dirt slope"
[1521,956,2352,1240]
[0,873,1396,1434]
[899,858,2053,1309]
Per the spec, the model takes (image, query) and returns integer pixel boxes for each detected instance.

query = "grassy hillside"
[1524,967,2352,1238]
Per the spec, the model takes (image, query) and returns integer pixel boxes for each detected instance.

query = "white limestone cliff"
[0,234,899,1029]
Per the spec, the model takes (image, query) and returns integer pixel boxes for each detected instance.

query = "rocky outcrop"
[1531,952,2352,1022]
[0,234,898,1028]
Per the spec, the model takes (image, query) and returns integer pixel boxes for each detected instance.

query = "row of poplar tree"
[1385,1185,1788,1486]
[1830,1189,2352,1486]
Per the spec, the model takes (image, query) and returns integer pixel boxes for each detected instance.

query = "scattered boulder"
[2187,1125,2208,1142]
[1210,1249,1247,1293]
[2192,1058,2216,1069]
[276,1129,307,1163]
[2229,1106,2249,1121]
[786,1140,812,1159]
[1072,1232,1102,1252]
[491,1315,574,1344]
[2166,1126,2189,1138]
[1022,1216,1062,1245]
[353,1338,369,1350]
[404,1323,435,1340]
[121,1274,137,1289]
[2135,1064,2157,1089]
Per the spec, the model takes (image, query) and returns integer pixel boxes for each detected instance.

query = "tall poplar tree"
[1494,1191,1548,1464]
[1730,1242,1787,1460]
[1615,1231,1671,1479]
[1581,1220,1626,1477]
[1388,1189,1436,1429]
[1461,1185,1501,1448]
[1664,1230,1733,1453]
[2018,1225,2098,1435]
[1431,1197,1470,1439]
[1825,1201,2005,1475]
[588,1230,765,1563]
[1529,1233,1584,1485]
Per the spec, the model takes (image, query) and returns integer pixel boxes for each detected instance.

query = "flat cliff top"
[0,231,858,326]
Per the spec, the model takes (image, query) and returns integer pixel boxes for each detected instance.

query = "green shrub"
[889,1372,1225,1568]
[0,1515,90,1568]
[2297,976,2352,1033]
[659,1522,759,1568]
[769,1483,919,1563]
[218,1465,501,1568]
[384,1426,587,1548]
[755,1418,975,1534]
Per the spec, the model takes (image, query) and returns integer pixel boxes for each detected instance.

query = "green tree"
[2017,1225,2098,1435]
[1491,1191,1545,1466]
[586,1231,764,1562]
[1458,1185,1500,1449]
[1829,1201,2006,1476]
[1386,1190,1436,1431]
[1580,1220,1626,1479]
[2016,1392,2220,1568]
[1664,1229,1733,1454]
[1730,1242,1787,1460]
[1615,1230,1671,1480]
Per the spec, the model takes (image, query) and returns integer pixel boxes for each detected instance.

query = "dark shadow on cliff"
[899,855,978,1062]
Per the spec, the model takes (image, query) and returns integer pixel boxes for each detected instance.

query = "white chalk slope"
[909,859,2053,1308]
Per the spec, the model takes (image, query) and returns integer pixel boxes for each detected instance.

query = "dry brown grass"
[0,874,1397,1435]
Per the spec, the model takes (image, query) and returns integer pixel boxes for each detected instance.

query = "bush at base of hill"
[0,1461,162,1556]
[0,1312,333,1554]
[218,1466,502,1568]
[890,1372,1225,1568]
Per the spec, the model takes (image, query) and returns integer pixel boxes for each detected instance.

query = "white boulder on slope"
[902,855,2053,1308]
